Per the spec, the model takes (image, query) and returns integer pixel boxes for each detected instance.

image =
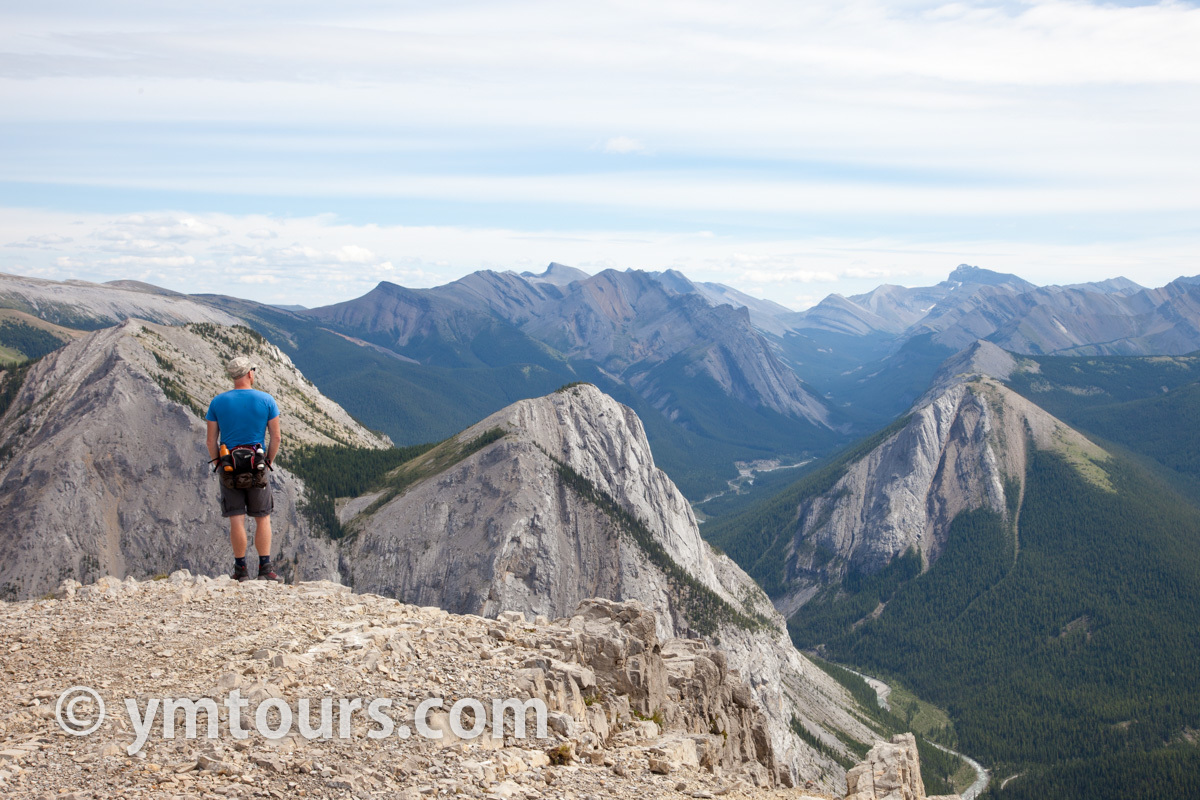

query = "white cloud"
[0,0,1196,265]
[237,273,281,284]
[602,136,647,155]
[111,215,226,242]
[34,233,73,245]
[845,266,901,280]
[7,233,74,248]
[99,255,196,268]
[335,244,377,263]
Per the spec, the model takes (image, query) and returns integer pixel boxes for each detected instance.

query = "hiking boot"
[232,563,250,582]
[257,566,283,583]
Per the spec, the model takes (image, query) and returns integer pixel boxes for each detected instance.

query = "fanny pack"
[214,444,270,490]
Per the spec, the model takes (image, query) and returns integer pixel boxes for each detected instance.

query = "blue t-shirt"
[205,389,280,447]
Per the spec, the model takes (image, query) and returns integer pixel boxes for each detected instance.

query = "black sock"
[235,556,247,570]
[259,555,271,569]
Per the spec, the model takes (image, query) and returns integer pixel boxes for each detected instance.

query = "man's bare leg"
[253,515,272,558]
[229,515,248,558]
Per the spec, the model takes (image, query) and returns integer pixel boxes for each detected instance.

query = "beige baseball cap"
[225,355,256,379]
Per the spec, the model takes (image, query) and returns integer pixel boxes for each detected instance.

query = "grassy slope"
[1006,352,1200,506]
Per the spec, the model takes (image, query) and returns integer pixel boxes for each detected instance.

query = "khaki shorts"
[219,482,273,518]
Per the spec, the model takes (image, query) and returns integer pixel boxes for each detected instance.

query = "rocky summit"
[770,341,1110,617]
[0,572,857,800]
[340,383,875,787]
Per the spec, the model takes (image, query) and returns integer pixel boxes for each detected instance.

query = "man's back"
[205,388,279,447]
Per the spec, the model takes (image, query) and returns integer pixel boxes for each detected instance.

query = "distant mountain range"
[784,263,1200,356]
[5,264,1200,500]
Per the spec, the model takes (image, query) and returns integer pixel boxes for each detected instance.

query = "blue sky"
[2,0,1199,308]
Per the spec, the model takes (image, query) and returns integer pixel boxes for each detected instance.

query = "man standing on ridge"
[205,355,284,582]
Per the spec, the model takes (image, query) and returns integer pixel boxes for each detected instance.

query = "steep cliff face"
[344,384,733,629]
[341,384,872,789]
[774,341,1110,616]
[0,319,390,600]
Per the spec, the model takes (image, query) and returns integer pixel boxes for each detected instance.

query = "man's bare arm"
[206,420,220,462]
[266,416,281,465]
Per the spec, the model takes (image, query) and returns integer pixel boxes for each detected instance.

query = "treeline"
[278,324,572,446]
[0,359,36,419]
[0,320,68,362]
[1006,352,1200,412]
[280,441,436,538]
[1006,352,1200,507]
[791,449,1200,795]
[989,748,1200,800]
[554,457,770,635]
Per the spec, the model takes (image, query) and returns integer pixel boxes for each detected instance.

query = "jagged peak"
[929,339,1018,389]
[520,262,592,286]
[944,263,1034,290]
[647,268,698,296]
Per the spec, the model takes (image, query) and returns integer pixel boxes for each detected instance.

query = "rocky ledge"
[0,575,841,800]
[844,734,959,800]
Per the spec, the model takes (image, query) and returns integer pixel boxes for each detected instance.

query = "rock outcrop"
[0,573,832,799]
[774,341,1111,617]
[0,319,391,600]
[343,383,873,789]
[844,734,950,800]
[516,597,777,782]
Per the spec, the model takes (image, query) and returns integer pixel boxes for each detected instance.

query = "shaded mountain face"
[0,271,843,500]
[0,319,390,601]
[785,265,1034,338]
[760,267,1200,434]
[910,278,1200,354]
[303,268,832,429]
[520,261,591,286]
[11,264,1200,508]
